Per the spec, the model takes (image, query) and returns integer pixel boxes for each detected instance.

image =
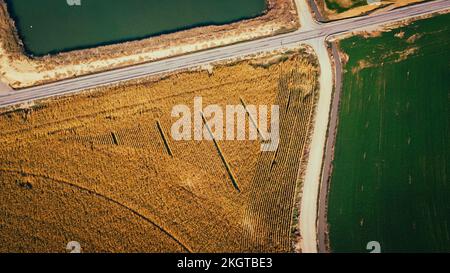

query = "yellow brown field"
[315,0,427,21]
[0,48,319,253]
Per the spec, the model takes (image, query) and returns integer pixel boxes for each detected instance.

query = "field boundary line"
[201,112,240,193]
[156,120,174,157]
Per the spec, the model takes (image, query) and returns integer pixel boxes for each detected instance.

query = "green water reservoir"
[6,0,267,56]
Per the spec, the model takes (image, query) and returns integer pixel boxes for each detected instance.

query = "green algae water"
[6,0,267,56]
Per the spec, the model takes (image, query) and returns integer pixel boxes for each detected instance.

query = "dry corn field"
[0,49,319,253]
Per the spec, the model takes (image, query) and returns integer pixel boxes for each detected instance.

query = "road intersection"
[0,0,448,108]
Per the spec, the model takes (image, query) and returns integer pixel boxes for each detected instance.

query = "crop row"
[243,65,318,252]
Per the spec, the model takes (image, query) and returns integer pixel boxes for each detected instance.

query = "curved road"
[0,0,448,108]
[316,42,342,253]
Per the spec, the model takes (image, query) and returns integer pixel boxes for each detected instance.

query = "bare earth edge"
[0,0,299,89]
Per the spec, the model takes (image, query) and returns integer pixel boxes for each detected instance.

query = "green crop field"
[328,13,450,252]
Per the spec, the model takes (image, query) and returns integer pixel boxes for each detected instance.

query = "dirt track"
[316,42,343,253]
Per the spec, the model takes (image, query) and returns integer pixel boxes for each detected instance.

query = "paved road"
[0,0,448,108]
